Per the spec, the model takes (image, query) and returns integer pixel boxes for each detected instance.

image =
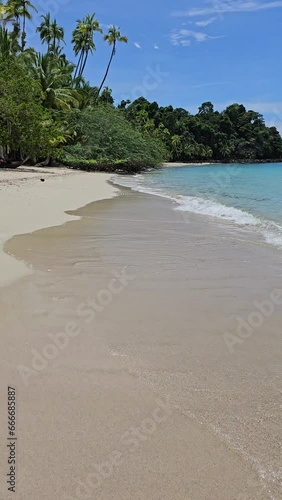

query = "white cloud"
[154,44,160,49]
[172,0,282,17]
[180,39,191,46]
[192,81,230,88]
[195,16,217,26]
[170,28,223,45]
[134,42,142,49]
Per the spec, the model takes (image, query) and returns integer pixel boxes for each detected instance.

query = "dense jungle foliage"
[0,1,281,172]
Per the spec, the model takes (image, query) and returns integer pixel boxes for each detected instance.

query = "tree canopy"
[123,98,282,162]
[0,1,281,171]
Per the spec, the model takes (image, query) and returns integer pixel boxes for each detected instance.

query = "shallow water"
[113,163,282,247]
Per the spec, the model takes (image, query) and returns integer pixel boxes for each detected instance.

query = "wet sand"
[0,168,117,286]
[0,189,282,499]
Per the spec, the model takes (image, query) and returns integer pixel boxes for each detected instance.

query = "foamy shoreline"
[0,167,118,287]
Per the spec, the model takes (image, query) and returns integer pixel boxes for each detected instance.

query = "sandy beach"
[0,170,281,499]
[0,167,117,287]
[163,162,214,167]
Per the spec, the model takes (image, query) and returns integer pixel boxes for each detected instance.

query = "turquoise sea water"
[113,163,282,248]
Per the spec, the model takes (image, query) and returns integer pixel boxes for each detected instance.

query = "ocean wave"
[112,175,282,248]
[111,174,179,201]
[175,195,258,225]
[262,221,282,247]
[112,175,258,225]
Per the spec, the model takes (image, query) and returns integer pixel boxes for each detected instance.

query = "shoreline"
[2,189,281,499]
[163,162,213,167]
[0,167,118,287]
[163,160,282,168]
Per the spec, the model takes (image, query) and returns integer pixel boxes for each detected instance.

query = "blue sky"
[30,0,282,130]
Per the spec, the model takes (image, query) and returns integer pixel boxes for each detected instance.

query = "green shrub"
[61,105,166,172]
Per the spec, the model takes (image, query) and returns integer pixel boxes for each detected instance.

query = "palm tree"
[49,18,64,53]
[71,78,98,109]
[4,0,37,50]
[171,135,182,159]
[72,13,102,79]
[30,52,79,111]
[19,0,37,50]
[0,26,13,58]
[37,13,52,50]
[99,86,114,105]
[4,0,20,40]
[37,13,64,53]
[97,26,128,97]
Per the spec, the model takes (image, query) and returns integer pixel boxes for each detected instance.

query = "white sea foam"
[112,174,173,199]
[262,221,282,247]
[112,175,282,248]
[175,195,258,225]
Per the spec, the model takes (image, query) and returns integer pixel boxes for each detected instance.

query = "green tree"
[125,98,282,162]
[171,135,182,159]
[72,14,102,78]
[0,25,13,58]
[4,0,37,50]
[0,2,7,23]
[19,0,37,50]
[29,52,78,110]
[62,105,166,171]
[37,13,64,54]
[97,25,128,97]
[99,87,114,105]
[1,3,281,169]
[0,59,57,160]
[198,101,214,116]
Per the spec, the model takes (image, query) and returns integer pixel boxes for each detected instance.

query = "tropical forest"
[0,1,282,172]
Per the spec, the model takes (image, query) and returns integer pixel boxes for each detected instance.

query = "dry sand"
[163,162,214,167]
[0,167,117,287]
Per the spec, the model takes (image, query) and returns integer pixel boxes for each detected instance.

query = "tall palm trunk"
[97,43,115,97]
[77,49,86,77]
[21,14,26,50]
[74,51,83,79]
[79,50,89,77]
